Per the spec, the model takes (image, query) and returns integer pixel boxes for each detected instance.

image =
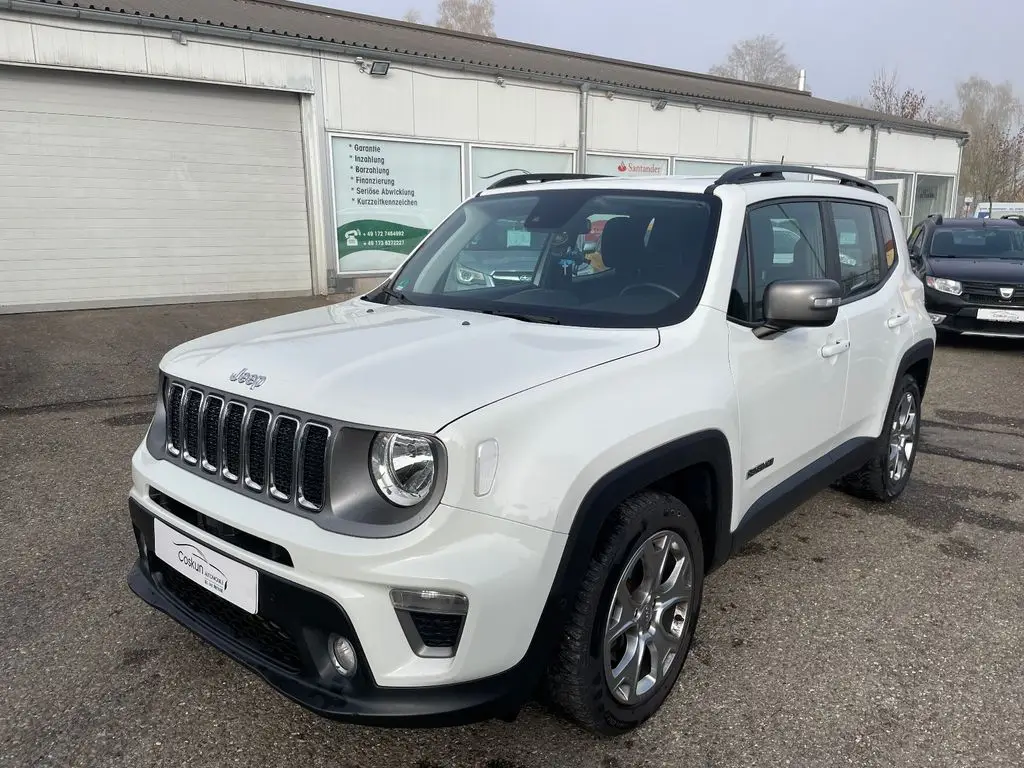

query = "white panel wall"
[587,96,750,161]
[751,116,871,167]
[0,12,315,92]
[679,106,750,160]
[876,131,961,174]
[322,57,578,148]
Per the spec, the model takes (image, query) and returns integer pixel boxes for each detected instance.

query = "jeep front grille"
[163,379,331,512]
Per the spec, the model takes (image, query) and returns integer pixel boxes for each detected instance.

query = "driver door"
[727,200,850,522]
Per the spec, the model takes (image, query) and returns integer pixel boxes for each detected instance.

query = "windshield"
[928,227,1024,260]
[368,189,721,328]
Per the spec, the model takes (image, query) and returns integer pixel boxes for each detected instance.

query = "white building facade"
[0,0,968,313]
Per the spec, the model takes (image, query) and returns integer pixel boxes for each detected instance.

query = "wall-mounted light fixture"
[355,57,391,76]
[171,30,188,46]
[651,98,668,111]
[832,123,850,134]
[495,76,506,88]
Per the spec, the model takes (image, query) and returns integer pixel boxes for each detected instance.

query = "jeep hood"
[159,299,659,433]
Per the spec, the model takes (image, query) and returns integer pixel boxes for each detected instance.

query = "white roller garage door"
[0,67,312,312]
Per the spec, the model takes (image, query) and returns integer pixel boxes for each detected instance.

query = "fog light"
[328,634,358,677]
[390,588,468,615]
[929,313,946,324]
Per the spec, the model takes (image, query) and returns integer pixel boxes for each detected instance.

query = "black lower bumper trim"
[127,499,531,727]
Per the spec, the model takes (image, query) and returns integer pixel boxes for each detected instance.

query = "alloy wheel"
[888,390,918,484]
[603,530,694,705]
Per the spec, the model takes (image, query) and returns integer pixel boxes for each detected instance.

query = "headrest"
[599,217,643,270]
[792,238,817,275]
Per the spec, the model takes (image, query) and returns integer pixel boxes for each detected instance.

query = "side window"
[728,230,751,322]
[829,202,882,297]
[876,208,898,270]
[908,224,924,255]
[748,201,827,322]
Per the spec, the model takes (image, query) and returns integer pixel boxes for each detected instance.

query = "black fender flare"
[504,430,733,706]
[896,337,935,395]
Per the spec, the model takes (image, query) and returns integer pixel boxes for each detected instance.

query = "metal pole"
[577,83,590,173]
[866,124,879,179]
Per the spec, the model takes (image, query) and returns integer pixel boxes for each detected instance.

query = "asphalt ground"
[1,302,1022,768]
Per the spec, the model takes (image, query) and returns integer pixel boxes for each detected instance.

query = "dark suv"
[909,215,1024,337]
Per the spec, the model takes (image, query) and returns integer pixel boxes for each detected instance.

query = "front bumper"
[924,289,1024,337]
[129,499,537,726]
[126,441,569,725]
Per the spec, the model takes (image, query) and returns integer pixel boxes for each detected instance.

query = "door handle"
[887,313,911,329]
[820,339,851,358]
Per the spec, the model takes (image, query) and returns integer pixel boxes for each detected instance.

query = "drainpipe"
[866,124,879,180]
[746,114,755,165]
[577,83,590,172]
[952,136,967,216]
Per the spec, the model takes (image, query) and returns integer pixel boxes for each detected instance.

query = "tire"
[835,373,922,502]
[544,490,705,735]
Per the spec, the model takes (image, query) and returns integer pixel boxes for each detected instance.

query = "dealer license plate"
[977,308,1024,323]
[154,518,258,614]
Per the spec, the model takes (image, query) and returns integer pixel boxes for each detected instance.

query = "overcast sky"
[315,0,1018,104]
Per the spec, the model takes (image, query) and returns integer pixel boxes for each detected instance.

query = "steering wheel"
[620,283,681,300]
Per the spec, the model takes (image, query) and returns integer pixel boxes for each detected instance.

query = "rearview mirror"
[755,279,842,339]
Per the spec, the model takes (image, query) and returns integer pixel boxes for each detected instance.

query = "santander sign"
[614,158,667,176]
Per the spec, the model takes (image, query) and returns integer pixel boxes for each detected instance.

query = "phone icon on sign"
[344,229,360,247]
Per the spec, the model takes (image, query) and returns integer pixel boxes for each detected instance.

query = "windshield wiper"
[377,284,415,305]
[477,309,562,324]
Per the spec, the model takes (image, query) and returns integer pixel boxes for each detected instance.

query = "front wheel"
[836,373,922,502]
[544,491,704,735]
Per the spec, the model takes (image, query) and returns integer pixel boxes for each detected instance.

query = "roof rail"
[486,173,610,190]
[704,165,879,195]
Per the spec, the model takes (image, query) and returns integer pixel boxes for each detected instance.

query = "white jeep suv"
[127,166,935,735]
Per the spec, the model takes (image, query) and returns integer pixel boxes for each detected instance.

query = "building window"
[332,136,463,274]
[586,153,670,177]
[872,171,915,232]
[912,175,954,225]
[469,146,574,195]
[673,159,743,178]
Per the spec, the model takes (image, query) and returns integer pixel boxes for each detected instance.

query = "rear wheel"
[544,491,704,735]
[836,373,922,502]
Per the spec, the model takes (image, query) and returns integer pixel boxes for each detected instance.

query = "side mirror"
[755,279,842,339]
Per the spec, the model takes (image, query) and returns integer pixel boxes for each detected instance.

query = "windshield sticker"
[507,230,532,248]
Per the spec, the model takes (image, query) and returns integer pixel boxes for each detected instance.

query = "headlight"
[925,276,963,296]
[455,264,488,286]
[370,432,438,507]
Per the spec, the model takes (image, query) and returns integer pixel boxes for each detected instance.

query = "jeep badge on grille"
[229,367,266,390]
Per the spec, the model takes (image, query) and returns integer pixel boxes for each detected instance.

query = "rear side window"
[876,208,898,270]
[828,202,882,298]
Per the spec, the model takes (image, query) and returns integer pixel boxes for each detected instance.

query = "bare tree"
[956,77,1024,202]
[402,9,424,24]
[709,35,800,89]
[866,68,928,121]
[436,0,496,36]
